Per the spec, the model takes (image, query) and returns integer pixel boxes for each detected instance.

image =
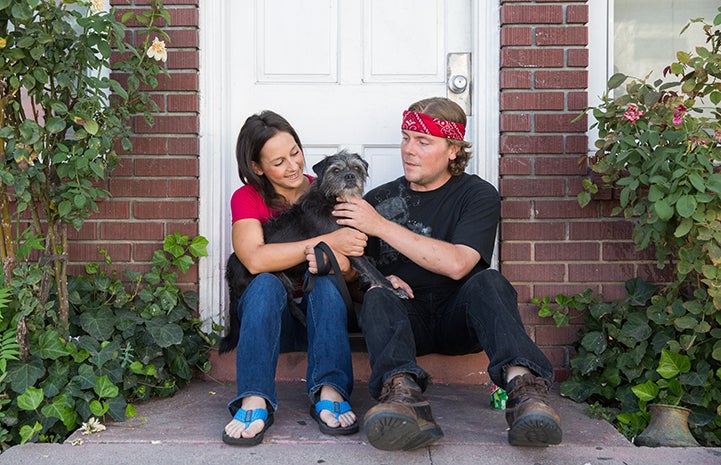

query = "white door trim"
[198,0,230,330]
[198,1,501,327]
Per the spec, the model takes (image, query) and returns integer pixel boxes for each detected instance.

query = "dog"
[219,150,406,353]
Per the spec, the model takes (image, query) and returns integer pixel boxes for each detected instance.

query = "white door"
[198,1,500,327]
[227,0,472,188]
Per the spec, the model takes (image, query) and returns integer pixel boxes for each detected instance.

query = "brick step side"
[206,350,491,385]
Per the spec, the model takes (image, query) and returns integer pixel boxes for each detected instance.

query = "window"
[614,0,717,85]
[587,0,718,146]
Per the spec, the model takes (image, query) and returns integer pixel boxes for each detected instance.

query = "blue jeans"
[227,273,353,415]
[359,268,554,399]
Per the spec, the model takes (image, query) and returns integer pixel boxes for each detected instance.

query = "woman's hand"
[323,227,367,257]
[305,245,356,281]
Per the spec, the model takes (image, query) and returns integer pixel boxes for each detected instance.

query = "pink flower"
[623,103,644,123]
[714,129,721,144]
[673,105,687,126]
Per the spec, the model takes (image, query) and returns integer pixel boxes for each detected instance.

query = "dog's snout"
[344,172,356,181]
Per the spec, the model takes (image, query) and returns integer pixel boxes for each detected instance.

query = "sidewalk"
[3,379,720,465]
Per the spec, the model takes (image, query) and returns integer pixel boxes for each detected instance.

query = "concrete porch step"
[206,348,491,385]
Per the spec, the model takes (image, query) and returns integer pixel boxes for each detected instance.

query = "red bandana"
[401,110,466,140]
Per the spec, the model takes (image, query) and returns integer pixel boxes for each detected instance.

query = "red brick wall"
[499,0,658,380]
[69,0,201,286]
[70,1,660,380]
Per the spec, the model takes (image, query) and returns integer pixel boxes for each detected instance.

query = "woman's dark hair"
[407,97,473,176]
[235,110,304,210]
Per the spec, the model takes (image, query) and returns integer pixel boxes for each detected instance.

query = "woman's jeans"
[227,273,353,415]
[359,268,554,399]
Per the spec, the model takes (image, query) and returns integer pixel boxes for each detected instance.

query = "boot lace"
[509,374,551,404]
[379,376,414,403]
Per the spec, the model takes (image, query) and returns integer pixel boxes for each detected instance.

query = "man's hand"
[333,197,386,237]
[384,274,414,299]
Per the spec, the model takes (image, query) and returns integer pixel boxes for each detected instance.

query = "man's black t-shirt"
[364,173,501,295]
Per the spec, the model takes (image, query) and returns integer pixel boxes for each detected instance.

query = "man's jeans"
[359,268,554,399]
[227,272,353,414]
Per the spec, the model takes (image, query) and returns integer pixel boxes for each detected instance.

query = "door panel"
[226,0,472,192]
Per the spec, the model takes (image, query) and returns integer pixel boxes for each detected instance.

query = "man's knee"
[359,287,400,325]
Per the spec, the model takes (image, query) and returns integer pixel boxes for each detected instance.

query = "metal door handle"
[447,53,471,114]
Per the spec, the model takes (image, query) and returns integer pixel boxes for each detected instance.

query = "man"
[332,97,562,450]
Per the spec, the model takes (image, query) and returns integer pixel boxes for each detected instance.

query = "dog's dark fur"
[219,150,404,354]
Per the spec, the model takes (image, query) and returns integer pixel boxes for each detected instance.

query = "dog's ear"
[360,156,369,174]
[312,157,329,178]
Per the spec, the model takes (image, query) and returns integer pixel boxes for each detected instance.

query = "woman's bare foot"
[318,385,356,429]
[224,395,267,439]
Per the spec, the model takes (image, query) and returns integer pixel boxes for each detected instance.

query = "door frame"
[197,1,500,327]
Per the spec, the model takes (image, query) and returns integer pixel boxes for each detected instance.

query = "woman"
[222,111,365,445]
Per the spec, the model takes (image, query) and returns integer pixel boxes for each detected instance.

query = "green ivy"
[0,232,216,449]
[535,277,721,446]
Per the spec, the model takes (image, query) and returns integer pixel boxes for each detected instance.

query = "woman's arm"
[232,218,368,275]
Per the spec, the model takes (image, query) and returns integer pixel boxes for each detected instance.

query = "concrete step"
[206,348,490,385]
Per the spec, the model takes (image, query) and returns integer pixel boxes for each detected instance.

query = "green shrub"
[0,232,215,448]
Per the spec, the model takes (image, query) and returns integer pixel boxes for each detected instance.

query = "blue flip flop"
[310,400,359,435]
[222,407,274,446]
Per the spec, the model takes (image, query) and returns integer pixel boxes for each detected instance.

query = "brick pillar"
[498,1,643,380]
[70,1,201,288]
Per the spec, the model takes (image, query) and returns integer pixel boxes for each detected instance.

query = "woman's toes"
[241,419,265,438]
[225,419,245,439]
[338,411,356,428]
[320,409,340,428]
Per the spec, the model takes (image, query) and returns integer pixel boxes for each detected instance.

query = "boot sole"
[364,410,444,451]
[508,412,562,447]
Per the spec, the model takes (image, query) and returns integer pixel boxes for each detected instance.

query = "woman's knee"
[240,273,287,317]
[306,275,346,317]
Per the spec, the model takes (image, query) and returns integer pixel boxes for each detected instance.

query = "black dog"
[219,150,405,353]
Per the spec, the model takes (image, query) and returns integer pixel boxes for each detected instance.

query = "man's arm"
[333,197,481,280]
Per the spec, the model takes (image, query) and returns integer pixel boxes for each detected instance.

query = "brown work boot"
[505,373,562,446]
[363,374,443,450]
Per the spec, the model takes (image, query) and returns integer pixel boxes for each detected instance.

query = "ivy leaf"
[657,349,691,379]
[6,358,45,394]
[625,277,657,306]
[580,331,607,355]
[87,340,121,370]
[72,364,97,390]
[17,387,44,411]
[41,394,78,430]
[94,375,120,399]
[147,319,183,348]
[106,395,128,421]
[36,330,70,360]
[559,378,596,402]
[19,422,43,445]
[632,380,659,402]
[189,236,209,257]
[79,307,116,341]
[90,399,109,417]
